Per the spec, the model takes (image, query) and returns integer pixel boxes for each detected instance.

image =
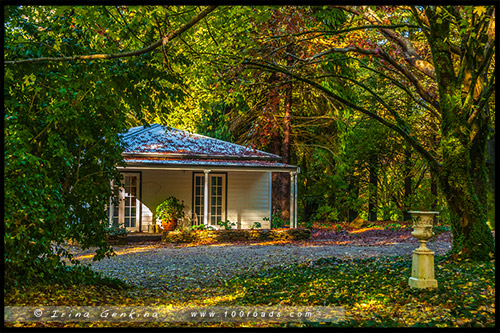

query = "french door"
[193,173,226,226]
[108,173,140,231]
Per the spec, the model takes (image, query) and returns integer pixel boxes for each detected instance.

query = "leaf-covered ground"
[4,226,495,328]
[66,234,451,291]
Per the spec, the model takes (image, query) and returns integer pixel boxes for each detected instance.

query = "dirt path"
[76,238,451,291]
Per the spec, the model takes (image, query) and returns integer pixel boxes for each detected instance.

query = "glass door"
[193,174,226,226]
[108,173,140,231]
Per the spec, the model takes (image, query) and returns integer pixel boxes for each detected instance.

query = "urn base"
[408,249,438,289]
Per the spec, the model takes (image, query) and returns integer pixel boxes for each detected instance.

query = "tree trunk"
[270,129,284,218]
[437,93,494,260]
[435,95,495,260]
[279,46,294,222]
[368,161,378,222]
[426,8,495,260]
[347,176,359,222]
[430,170,438,225]
[266,73,285,220]
[279,85,291,222]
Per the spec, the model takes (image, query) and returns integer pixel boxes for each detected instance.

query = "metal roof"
[121,124,298,171]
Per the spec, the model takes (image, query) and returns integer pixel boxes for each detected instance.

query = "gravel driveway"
[76,239,451,291]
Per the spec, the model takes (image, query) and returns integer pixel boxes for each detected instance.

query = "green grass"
[4,254,495,328]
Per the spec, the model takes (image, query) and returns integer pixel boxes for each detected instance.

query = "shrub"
[251,222,262,229]
[217,220,236,230]
[106,223,128,238]
[314,205,339,223]
[156,196,185,222]
[263,213,287,229]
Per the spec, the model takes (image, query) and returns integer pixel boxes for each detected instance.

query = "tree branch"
[296,46,440,111]
[112,6,147,45]
[5,6,217,65]
[265,24,425,40]
[243,60,442,172]
[333,5,436,79]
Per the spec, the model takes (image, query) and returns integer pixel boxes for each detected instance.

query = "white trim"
[290,171,298,228]
[268,172,272,227]
[294,172,298,228]
[204,170,210,226]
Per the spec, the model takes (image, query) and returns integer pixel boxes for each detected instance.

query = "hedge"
[162,228,311,243]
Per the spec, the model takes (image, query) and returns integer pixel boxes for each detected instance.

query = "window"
[193,173,226,225]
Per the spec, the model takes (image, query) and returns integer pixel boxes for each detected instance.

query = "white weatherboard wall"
[129,169,271,230]
[226,171,271,229]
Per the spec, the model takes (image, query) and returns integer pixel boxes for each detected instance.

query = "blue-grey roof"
[120,124,298,171]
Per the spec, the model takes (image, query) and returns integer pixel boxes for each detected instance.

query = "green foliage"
[155,196,186,222]
[314,205,339,223]
[191,224,208,231]
[3,5,178,287]
[263,213,287,229]
[334,224,345,233]
[251,222,262,229]
[433,225,451,235]
[106,223,129,238]
[196,103,234,142]
[190,224,216,231]
[4,62,127,286]
[217,220,236,230]
[384,223,404,231]
[4,265,127,296]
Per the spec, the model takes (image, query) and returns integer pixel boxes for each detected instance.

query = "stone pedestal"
[408,248,438,288]
[408,211,439,289]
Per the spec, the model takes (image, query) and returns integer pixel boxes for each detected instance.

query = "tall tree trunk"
[279,45,294,222]
[368,162,378,222]
[267,73,285,220]
[438,144,495,260]
[280,82,291,222]
[347,177,359,222]
[435,87,495,260]
[270,128,284,217]
[436,89,494,260]
[427,8,495,260]
[430,170,439,225]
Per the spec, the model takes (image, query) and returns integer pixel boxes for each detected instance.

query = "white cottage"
[108,124,299,232]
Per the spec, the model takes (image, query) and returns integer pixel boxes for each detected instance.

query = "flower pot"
[162,219,177,231]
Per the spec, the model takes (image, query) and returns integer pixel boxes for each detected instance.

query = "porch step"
[127,233,162,242]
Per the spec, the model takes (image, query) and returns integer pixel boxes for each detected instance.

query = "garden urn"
[408,211,439,289]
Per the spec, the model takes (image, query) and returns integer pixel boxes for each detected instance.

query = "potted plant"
[156,196,186,231]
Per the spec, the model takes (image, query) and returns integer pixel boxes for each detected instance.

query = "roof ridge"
[164,125,282,159]
[123,123,161,139]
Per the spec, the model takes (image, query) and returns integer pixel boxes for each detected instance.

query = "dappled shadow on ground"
[67,227,453,261]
